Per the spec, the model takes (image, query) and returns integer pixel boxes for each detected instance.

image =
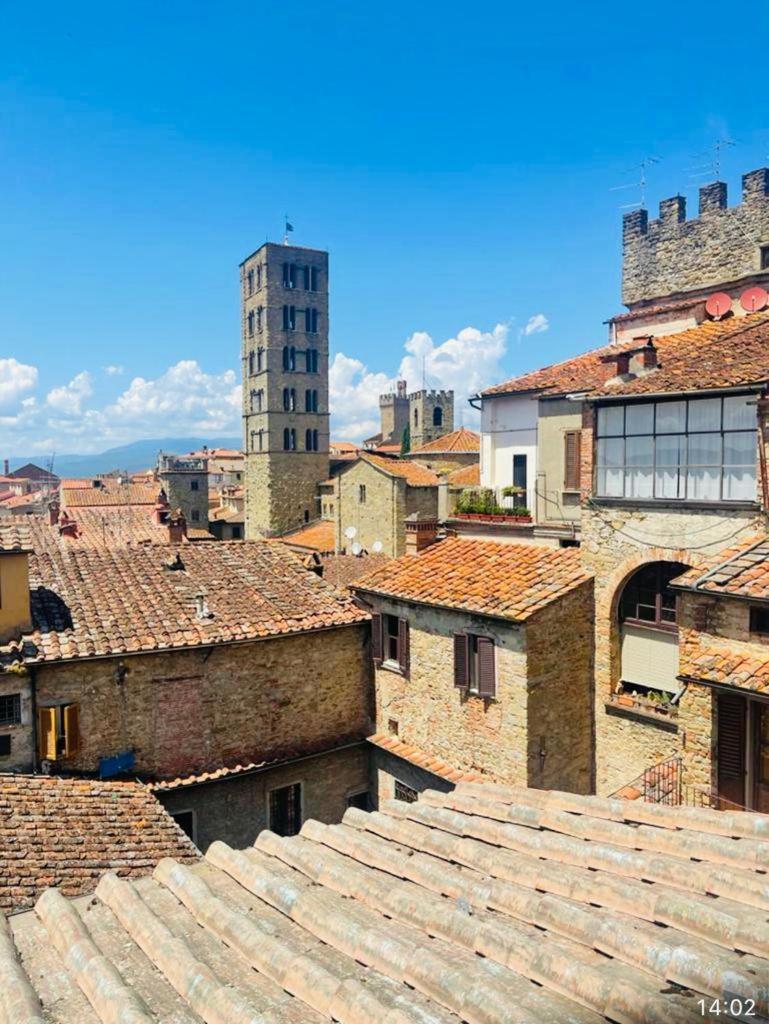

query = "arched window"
[305,389,318,412]
[257,347,264,371]
[248,351,255,375]
[433,406,443,426]
[283,427,290,450]
[290,428,296,450]
[283,346,290,371]
[305,428,313,450]
[313,428,319,451]
[247,310,254,336]
[249,389,257,413]
[289,347,296,371]
[414,408,419,427]
[306,348,318,373]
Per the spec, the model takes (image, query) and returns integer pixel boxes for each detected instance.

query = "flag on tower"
[285,218,294,233]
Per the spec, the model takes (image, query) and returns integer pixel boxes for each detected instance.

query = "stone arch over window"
[433,406,443,426]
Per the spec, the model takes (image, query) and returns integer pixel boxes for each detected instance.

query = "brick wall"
[35,623,371,778]
[159,743,368,851]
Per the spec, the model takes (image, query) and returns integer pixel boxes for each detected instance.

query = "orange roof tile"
[353,536,591,621]
[482,309,769,400]
[0,521,33,553]
[0,775,198,914]
[672,537,769,600]
[61,483,159,507]
[360,452,439,487]
[367,733,485,782]
[279,519,336,553]
[319,553,391,589]
[0,540,368,667]
[409,427,480,454]
[679,636,769,691]
[445,463,480,487]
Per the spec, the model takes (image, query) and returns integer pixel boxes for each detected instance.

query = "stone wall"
[35,623,371,778]
[369,745,455,806]
[0,669,33,771]
[334,460,405,557]
[159,743,368,852]
[622,170,769,306]
[246,451,329,538]
[408,390,454,450]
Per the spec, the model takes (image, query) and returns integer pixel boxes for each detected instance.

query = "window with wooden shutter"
[398,618,410,675]
[564,430,582,490]
[63,704,80,758]
[37,707,57,760]
[454,633,469,687]
[717,693,746,809]
[371,613,383,665]
[476,637,496,697]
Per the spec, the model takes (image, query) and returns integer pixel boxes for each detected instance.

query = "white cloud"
[330,323,510,442]
[522,313,549,336]
[103,364,124,376]
[108,361,240,434]
[46,372,94,415]
[0,358,38,410]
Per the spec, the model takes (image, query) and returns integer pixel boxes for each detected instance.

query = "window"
[248,351,255,375]
[269,782,302,836]
[0,693,21,726]
[433,406,443,427]
[750,606,769,635]
[372,613,410,674]
[256,306,263,332]
[257,347,264,372]
[388,718,399,735]
[251,429,264,452]
[247,310,254,336]
[256,264,262,289]
[0,735,10,756]
[282,346,296,371]
[282,262,297,289]
[283,387,296,411]
[282,305,296,330]
[394,780,418,803]
[283,428,297,451]
[190,509,200,522]
[305,308,319,333]
[231,525,242,539]
[564,430,582,490]
[246,268,254,295]
[305,429,319,451]
[306,348,318,373]
[414,408,419,427]
[620,563,686,631]
[512,454,528,508]
[38,704,80,760]
[347,791,370,811]
[171,810,196,843]
[454,633,496,697]
[305,389,318,412]
[358,484,367,504]
[595,396,757,502]
[304,265,319,291]
[190,480,199,491]
[762,245,769,270]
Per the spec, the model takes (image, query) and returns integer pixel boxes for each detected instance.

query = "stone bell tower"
[241,242,330,538]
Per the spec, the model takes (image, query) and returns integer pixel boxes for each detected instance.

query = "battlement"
[622,168,769,306]
[158,454,208,474]
[407,389,453,401]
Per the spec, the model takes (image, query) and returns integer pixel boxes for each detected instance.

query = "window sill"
[604,699,678,732]
[379,660,405,676]
[591,497,759,512]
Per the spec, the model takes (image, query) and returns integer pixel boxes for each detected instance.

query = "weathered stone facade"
[158,454,210,530]
[33,623,371,779]
[408,389,454,450]
[622,169,769,306]
[241,243,330,537]
[0,669,33,771]
[368,585,593,794]
[158,742,369,852]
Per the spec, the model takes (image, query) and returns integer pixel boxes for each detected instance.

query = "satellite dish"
[705,292,732,319]
[740,286,768,313]
[372,540,383,553]
[351,542,362,556]
[344,526,357,540]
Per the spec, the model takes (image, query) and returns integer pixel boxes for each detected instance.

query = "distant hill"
[7,437,242,478]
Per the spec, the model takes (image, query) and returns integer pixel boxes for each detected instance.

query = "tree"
[400,424,411,455]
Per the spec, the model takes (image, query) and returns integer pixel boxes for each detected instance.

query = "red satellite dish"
[705,292,732,319]
[740,286,768,313]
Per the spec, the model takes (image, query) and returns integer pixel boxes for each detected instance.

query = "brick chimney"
[58,511,78,539]
[404,512,439,554]
[168,508,187,544]
[48,499,60,525]
[153,487,171,525]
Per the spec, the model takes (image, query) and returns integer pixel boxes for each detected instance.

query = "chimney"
[58,511,78,539]
[168,508,187,544]
[628,337,658,374]
[194,590,212,620]
[2,459,8,476]
[404,512,439,554]
[48,499,60,525]
[153,487,171,524]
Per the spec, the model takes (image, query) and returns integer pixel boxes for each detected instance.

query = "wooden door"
[716,693,747,809]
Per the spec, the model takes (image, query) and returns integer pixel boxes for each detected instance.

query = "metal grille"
[0,694,21,727]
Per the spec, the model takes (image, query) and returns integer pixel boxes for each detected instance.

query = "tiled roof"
[361,452,439,486]
[373,442,402,454]
[680,635,769,691]
[319,553,391,590]
[3,783,767,1023]
[0,491,44,510]
[329,440,359,453]
[21,508,214,551]
[0,540,368,667]
[672,537,769,601]
[445,462,480,487]
[279,519,335,553]
[368,733,485,783]
[482,309,769,400]
[409,427,480,454]
[353,536,591,621]
[0,520,33,553]
[0,775,198,914]
[61,482,159,507]
[607,295,702,324]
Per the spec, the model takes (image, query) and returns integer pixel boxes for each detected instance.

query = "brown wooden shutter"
[564,430,582,490]
[398,618,410,675]
[454,633,469,688]
[63,704,80,758]
[37,707,57,760]
[477,637,496,697]
[716,693,746,809]
[371,613,383,665]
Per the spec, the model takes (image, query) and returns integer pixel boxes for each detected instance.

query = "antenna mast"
[610,156,660,210]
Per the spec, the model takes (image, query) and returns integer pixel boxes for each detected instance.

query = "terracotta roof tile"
[318,553,391,590]
[445,463,480,487]
[367,734,485,782]
[483,309,769,400]
[279,519,336,553]
[672,537,769,601]
[0,540,368,667]
[353,536,592,620]
[360,452,439,486]
[409,427,480,454]
[0,775,198,913]
[0,521,33,553]
[61,483,159,507]
[679,636,769,690]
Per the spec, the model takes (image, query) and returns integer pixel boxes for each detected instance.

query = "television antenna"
[689,137,736,183]
[610,156,660,210]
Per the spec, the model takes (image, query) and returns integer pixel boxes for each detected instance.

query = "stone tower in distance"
[241,242,330,538]
[408,389,454,450]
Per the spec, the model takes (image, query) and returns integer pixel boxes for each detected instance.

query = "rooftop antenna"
[283,215,294,245]
[689,137,736,182]
[610,156,660,210]
[421,355,426,389]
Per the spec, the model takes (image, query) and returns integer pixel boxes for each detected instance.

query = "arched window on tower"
[305,428,313,450]
[433,406,443,426]
[283,428,290,450]
[248,351,255,375]
[257,347,264,371]
[414,408,419,427]
[247,311,254,337]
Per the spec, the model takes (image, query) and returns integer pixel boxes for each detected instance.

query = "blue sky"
[2,0,769,452]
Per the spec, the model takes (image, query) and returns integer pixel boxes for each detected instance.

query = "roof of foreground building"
[672,536,769,601]
[0,775,198,914]
[408,426,480,455]
[353,537,592,621]
[2,782,767,1022]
